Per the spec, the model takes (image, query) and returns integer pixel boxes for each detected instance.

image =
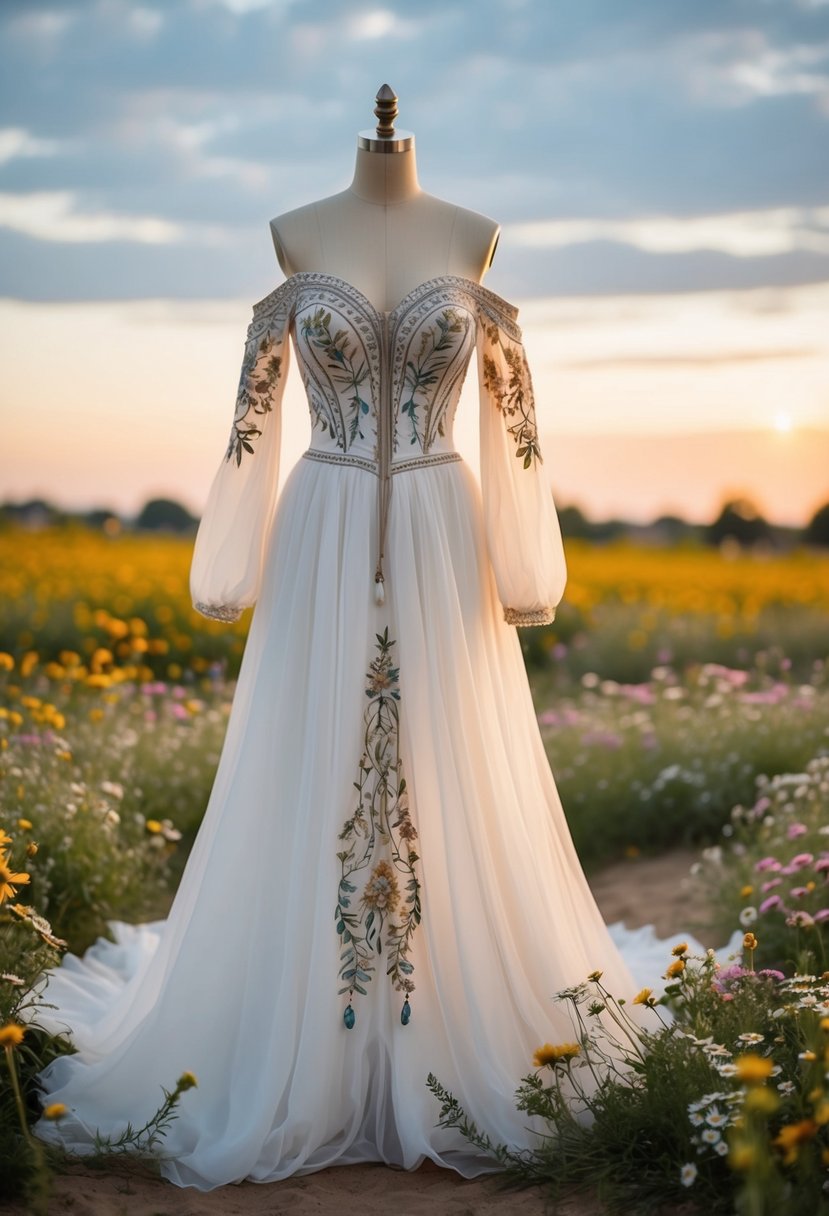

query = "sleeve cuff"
[194,601,244,623]
[503,606,555,627]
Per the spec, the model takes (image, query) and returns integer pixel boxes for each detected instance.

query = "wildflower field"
[1,522,829,1213]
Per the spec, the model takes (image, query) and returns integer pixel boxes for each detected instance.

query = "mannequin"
[269,84,500,312]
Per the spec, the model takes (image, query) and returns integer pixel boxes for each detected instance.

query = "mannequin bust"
[269,84,500,313]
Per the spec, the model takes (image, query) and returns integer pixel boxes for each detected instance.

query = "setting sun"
[773,412,794,433]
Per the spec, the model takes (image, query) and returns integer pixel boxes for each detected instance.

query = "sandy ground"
[9,849,709,1216]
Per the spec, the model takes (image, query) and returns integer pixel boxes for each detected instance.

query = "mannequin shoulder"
[447,203,501,279]
[269,199,331,277]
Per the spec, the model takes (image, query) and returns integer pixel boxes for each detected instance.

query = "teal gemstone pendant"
[401,998,411,1025]
[343,1003,356,1030]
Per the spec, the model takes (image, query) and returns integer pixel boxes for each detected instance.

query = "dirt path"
[8,849,705,1216]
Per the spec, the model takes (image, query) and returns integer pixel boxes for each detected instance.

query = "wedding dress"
[28,271,725,1190]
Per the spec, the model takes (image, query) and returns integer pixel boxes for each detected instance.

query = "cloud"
[507,206,829,258]
[0,190,233,245]
[0,127,64,165]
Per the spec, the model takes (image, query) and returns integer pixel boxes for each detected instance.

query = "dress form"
[269,85,500,312]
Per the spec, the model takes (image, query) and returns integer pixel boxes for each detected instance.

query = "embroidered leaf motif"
[226,332,283,465]
[335,628,421,1019]
[301,307,371,450]
[482,322,542,468]
[400,308,467,448]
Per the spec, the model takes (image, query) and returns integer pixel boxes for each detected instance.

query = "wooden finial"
[374,84,398,139]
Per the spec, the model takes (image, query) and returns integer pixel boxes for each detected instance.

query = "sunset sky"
[1,0,828,526]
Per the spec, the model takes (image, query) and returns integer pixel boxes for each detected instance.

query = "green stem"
[5,1043,37,1149]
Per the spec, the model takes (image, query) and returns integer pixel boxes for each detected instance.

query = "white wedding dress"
[29,272,736,1190]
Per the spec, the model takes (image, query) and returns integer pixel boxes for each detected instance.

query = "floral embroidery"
[335,628,421,1027]
[226,332,283,466]
[400,308,468,447]
[301,307,372,449]
[482,321,542,469]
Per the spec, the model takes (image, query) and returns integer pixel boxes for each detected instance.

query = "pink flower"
[815,858,829,874]
[813,909,829,924]
[786,910,815,928]
[786,823,808,840]
[755,857,782,873]
[761,878,782,893]
[792,853,815,869]
[789,886,810,899]
[759,895,784,914]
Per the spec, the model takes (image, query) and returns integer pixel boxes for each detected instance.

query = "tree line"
[1,494,829,549]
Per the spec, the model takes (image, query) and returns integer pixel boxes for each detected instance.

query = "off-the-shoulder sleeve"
[476,299,567,627]
[190,283,294,622]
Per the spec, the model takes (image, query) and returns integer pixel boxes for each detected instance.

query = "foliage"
[428,929,829,1215]
[540,658,829,866]
[692,755,829,974]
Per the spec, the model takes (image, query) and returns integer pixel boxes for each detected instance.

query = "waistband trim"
[302,449,463,476]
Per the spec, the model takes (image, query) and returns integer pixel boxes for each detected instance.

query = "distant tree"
[706,496,773,548]
[558,503,591,539]
[134,498,196,532]
[803,501,829,548]
[650,513,697,544]
[0,498,67,527]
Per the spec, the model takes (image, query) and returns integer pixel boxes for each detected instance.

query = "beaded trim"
[301,448,462,476]
[195,601,243,622]
[504,606,555,627]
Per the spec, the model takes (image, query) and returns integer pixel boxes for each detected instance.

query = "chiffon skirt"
[29,454,700,1190]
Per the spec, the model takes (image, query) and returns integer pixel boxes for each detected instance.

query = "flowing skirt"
[29,455,728,1190]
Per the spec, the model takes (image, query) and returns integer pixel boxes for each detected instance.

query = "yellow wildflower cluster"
[533,1042,581,1068]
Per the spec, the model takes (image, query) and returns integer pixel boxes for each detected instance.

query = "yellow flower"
[743,932,758,951]
[735,1053,774,1084]
[665,959,686,979]
[772,1119,817,1165]
[740,885,753,899]
[0,830,12,848]
[361,860,400,912]
[43,1103,67,1120]
[671,942,688,956]
[176,1071,198,1092]
[728,1141,757,1171]
[0,653,14,671]
[633,987,654,1005]
[0,1022,25,1048]
[17,818,32,831]
[145,819,163,834]
[744,1086,779,1115]
[26,842,38,857]
[0,852,31,903]
[820,1017,829,1033]
[814,1100,829,1126]
[533,1042,581,1067]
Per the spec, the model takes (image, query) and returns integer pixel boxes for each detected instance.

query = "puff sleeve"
[190,283,294,622]
[476,301,567,626]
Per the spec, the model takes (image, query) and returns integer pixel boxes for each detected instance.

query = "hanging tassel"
[374,571,385,606]
[343,1002,356,1030]
[401,998,411,1026]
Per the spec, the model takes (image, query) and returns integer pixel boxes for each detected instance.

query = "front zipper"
[374,312,392,605]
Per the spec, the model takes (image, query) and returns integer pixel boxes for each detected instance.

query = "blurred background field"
[2,520,827,956]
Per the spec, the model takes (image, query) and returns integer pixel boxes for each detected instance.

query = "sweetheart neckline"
[251,270,520,325]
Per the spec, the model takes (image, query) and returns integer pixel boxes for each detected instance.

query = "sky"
[1,0,828,525]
